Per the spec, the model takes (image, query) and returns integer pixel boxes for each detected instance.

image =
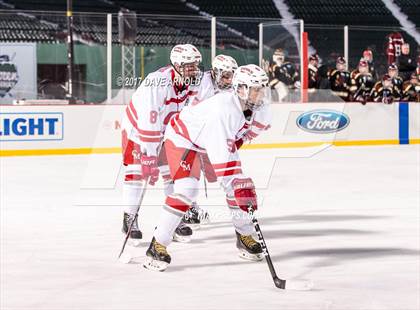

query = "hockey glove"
[235,138,244,150]
[232,178,257,212]
[140,155,159,185]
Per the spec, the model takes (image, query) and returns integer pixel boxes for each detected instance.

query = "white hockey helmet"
[211,54,238,89]
[170,44,202,81]
[232,64,270,111]
[170,44,202,66]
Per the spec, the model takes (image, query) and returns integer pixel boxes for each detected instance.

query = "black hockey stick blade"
[248,205,314,291]
[274,276,286,289]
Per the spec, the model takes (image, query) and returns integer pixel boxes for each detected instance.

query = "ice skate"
[181,203,209,230]
[122,212,142,246]
[236,231,263,261]
[173,222,193,243]
[143,237,171,271]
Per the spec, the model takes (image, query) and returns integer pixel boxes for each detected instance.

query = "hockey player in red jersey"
[143,64,270,271]
[386,32,405,65]
[120,44,202,244]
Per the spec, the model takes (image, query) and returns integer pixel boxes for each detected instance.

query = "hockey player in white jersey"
[184,55,271,227]
[120,44,202,244]
[193,54,238,102]
[143,64,271,271]
[182,54,238,226]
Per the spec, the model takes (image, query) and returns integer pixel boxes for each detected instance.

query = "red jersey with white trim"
[122,66,198,156]
[386,32,404,65]
[165,90,264,190]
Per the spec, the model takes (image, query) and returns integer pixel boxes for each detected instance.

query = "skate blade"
[238,249,263,261]
[142,257,169,272]
[127,238,142,247]
[199,214,210,224]
[200,218,210,225]
[173,233,192,243]
[188,224,201,231]
[121,232,142,247]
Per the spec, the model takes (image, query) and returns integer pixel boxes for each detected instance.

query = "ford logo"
[296,110,350,133]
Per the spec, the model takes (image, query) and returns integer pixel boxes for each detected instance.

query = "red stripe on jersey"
[129,100,138,120]
[171,117,183,137]
[138,129,161,136]
[125,174,143,181]
[215,168,243,177]
[171,115,191,142]
[213,161,241,170]
[126,106,141,132]
[165,195,190,212]
[139,136,162,143]
[163,111,179,125]
[247,131,258,138]
[226,196,237,207]
[165,90,199,105]
[175,116,191,141]
[165,93,189,105]
[252,120,267,129]
[162,174,172,181]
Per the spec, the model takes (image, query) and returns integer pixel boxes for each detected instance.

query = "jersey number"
[150,111,158,124]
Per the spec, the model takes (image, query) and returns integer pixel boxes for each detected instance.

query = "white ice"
[1,145,419,310]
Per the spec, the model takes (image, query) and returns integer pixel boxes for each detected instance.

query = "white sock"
[122,180,144,215]
[230,208,254,236]
[154,206,183,246]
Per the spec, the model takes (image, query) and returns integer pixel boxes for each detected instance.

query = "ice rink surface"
[1,145,419,310]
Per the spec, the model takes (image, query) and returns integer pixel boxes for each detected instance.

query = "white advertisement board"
[0,42,37,104]
[0,102,418,156]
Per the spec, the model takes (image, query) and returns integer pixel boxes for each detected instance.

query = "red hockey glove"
[232,178,257,212]
[235,138,244,150]
[140,155,159,185]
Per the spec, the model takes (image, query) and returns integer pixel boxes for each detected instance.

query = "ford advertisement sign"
[296,110,350,134]
[0,112,63,141]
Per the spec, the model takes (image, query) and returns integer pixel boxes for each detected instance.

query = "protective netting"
[260,20,302,103]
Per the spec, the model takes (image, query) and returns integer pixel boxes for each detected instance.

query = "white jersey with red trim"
[122,65,198,156]
[165,90,268,191]
[192,70,271,142]
[237,103,271,142]
[189,70,217,105]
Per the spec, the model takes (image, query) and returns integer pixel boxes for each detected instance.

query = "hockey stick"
[118,177,149,259]
[198,154,208,198]
[248,205,314,290]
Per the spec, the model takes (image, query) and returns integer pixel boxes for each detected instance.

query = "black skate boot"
[143,237,171,271]
[122,212,142,246]
[173,222,193,243]
[236,231,263,261]
[182,203,210,230]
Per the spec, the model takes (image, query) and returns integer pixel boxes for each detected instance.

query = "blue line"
[399,102,409,145]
